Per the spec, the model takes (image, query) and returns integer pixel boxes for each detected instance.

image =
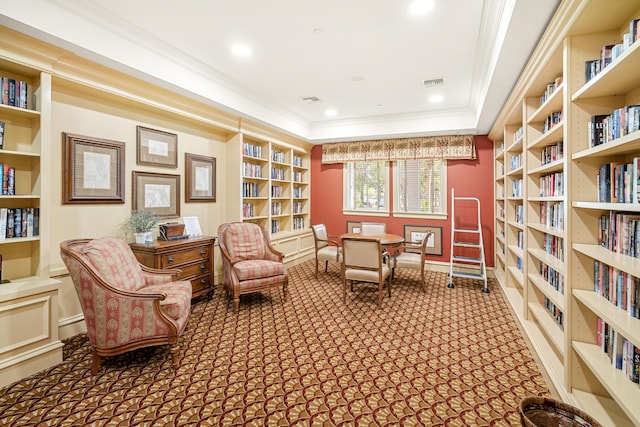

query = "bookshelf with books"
[490,1,640,424]
[242,136,270,230]
[0,58,62,387]
[494,139,506,288]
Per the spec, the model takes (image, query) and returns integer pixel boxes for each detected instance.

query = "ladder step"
[453,241,481,247]
[454,229,481,234]
[452,256,482,263]
[450,271,486,280]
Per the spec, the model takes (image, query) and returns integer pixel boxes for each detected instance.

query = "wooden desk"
[130,235,216,300]
[340,232,404,248]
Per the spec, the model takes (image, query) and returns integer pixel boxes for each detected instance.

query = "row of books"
[598,211,640,259]
[540,141,563,166]
[0,164,16,195]
[292,155,303,167]
[597,159,640,204]
[271,202,282,215]
[510,152,522,171]
[539,77,563,107]
[243,143,262,158]
[293,186,304,198]
[516,230,523,250]
[539,201,564,230]
[292,217,305,230]
[511,179,523,197]
[271,167,285,180]
[242,203,255,218]
[589,106,640,148]
[597,319,640,384]
[543,233,564,261]
[271,150,286,163]
[271,220,280,234]
[543,110,563,133]
[0,121,5,149]
[514,203,523,224]
[271,185,283,198]
[585,17,640,84]
[0,207,39,240]
[242,162,262,178]
[513,126,523,142]
[496,201,504,220]
[1,77,29,109]
[242,182,260,198]
[540,262,564,295]
[539,171,564,197]
[594,261,640,318]
[544,296,563,330]
[292,201,304,214]
[292,171,304,182]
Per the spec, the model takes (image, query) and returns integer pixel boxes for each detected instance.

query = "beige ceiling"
[1,0,559,143]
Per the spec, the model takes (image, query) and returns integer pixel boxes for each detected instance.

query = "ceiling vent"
[422,78,444,88]
[301,96,321,103]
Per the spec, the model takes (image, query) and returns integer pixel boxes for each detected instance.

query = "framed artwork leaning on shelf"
[185,153,216,202]
[62,132,125,204]
[132,171,180,218]
[136,125,178,168]
[346,221,361,233]
[404,225,442,255]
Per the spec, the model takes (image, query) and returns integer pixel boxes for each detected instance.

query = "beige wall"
[49,82,230,337]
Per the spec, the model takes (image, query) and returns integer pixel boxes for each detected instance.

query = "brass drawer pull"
[167,257,174,264]
[200,250,206,256]
[200,279,207,285]
[200,264,206,271]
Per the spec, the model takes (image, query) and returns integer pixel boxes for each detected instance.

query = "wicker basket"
[519,397,602,427]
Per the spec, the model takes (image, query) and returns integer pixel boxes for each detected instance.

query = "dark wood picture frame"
[403,225,442,255]
[136,126,178,168]
[346,220,362,233]
[185,153,216,202]
[62,132,125,204]
[132,171,180,218]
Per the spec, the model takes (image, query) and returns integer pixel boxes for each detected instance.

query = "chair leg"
[90,349,102,374]
[388,276,392,298]
[315,259,319,279]
[378,282,383,308]
[169,343,180,370]
[233,295,240,312]
[324,260,329,272]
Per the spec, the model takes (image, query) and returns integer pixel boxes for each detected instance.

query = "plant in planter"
[121,210,158,244]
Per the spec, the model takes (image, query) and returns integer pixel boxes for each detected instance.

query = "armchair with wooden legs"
[341,237,392,308]
[311,223,342,278]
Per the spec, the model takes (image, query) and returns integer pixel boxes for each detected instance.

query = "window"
[394,159,446,216]
[344,161,388,212]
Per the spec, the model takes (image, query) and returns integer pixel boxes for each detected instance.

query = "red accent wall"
[310,135,494,266]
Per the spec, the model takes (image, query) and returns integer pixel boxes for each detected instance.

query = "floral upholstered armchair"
[60,237,192,374]
[218,222,288,312]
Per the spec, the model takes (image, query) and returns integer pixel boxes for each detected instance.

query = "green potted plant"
[121,210,158,244]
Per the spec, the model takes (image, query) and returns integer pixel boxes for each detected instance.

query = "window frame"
[392,158,447,219]
[342,161,390,216]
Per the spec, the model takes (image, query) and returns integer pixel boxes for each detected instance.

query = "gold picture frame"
[346,220,362,233]
[132,171,180,218]
[62,132,125,204]
[136,126,178,168]
[403,225,442,255]
[185,153,216,202]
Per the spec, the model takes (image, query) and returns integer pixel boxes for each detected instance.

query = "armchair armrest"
[141,264,182,284]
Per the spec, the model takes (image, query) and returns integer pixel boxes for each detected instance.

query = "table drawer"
[177,261,210,280]
[161,246,210,268]
[191,275,213,295]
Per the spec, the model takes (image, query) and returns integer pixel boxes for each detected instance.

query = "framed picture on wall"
[136,126,178,168]
[403,225,442,255]
[62,132,125,204]
[346,221,362,233]
[185,153,216,202]
[132,171,180,218]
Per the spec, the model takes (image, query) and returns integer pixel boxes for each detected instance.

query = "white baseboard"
[58,314,86,340]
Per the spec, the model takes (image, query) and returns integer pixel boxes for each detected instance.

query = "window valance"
[321,135,475,164]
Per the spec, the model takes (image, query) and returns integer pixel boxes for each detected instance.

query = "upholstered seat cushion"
[394,252,423,269]
[317,246,341,262]
[82,237,146,292]
[234,259,285,281]
[140,281,192,320]
[345,265,390,282]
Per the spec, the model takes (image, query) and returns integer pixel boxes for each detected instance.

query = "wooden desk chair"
[341,237,392,308]
[311,224,342,278]
[393,231,433,291]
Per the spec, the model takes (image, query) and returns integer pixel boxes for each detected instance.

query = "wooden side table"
[130,235,216,299]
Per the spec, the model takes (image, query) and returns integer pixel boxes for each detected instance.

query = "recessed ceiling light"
[231,43,252,57]
[428,94,444,103]
[324,109,337,117]
[409,0,435,15]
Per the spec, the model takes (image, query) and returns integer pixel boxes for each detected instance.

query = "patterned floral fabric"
[82,237,147,292]
[139,282,192,320]
[219,222,266,261]
[233,259,285,281]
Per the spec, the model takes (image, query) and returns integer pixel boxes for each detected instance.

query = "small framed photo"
[185,153,216,202]
[404,225,442,255]
[346,221,362,233]
[136,126,178,168]
[62,132,125,204]
[132,171,180,218]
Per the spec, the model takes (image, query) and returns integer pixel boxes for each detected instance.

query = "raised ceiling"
[1,0,559,143]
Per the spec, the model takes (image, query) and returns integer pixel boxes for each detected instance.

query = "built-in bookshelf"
[0,58,62,387]
[240,136,310,236]
[490,1,640,425]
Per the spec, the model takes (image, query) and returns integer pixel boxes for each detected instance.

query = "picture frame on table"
[136,125,178,168]
[185,153,216,202]
[403,225,442,255]
[132,171,180,218]
[62,132,125,204]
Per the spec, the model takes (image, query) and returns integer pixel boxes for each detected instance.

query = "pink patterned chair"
[218,222,288,312]
[60,237,192,374]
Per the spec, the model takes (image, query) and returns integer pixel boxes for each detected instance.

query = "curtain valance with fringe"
[321,135,475,163]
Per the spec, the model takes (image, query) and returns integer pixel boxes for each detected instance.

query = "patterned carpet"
[0,259,551,426]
